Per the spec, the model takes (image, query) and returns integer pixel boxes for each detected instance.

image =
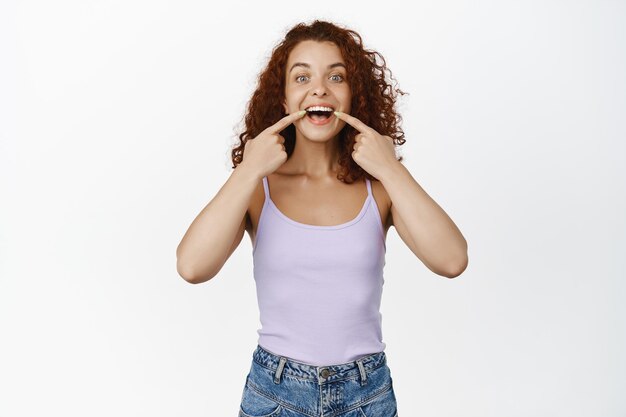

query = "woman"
[176,20,468,417]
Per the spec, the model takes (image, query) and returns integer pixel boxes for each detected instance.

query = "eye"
[294,74,345,83]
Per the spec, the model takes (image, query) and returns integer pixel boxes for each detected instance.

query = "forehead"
[286,40,345,68]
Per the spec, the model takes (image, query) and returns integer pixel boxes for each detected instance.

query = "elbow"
[176,245,220,284]
[445,238,469,278]
[176,259,215,285]
[176,263,198,284]
[178,271,201,285]
[179,269,215,285]
[444,253,469,279]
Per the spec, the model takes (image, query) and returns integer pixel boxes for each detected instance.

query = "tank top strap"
[365,177,372,197]
[262,176,270,200]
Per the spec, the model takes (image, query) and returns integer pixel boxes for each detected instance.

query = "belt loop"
[356,359,368,386]
[274,357,287,384]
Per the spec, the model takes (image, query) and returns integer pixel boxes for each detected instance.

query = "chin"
[298,128,340,142]
[297,120,342,137]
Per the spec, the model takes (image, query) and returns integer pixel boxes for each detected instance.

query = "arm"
[176,164,259,284]
[381,162,468,278]
[331,111,467,278]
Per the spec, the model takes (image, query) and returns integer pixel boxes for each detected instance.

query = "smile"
[304,108,335,126]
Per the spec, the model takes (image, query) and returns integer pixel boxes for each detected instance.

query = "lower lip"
[305,112,335,126]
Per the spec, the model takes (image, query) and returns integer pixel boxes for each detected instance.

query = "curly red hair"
[230,20,408,184]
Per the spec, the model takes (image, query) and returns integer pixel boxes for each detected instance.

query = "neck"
[281,133,341,180]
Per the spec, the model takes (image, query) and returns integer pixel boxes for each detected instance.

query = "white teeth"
[305,106,334,112]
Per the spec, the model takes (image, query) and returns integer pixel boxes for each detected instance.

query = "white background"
[1,1,625,416]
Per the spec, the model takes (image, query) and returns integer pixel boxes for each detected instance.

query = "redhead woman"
[176,19,468,417]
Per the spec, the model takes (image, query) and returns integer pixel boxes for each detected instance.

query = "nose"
[310,78,328,97]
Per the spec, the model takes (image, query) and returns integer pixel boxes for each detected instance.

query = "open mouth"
[305,106,335,124]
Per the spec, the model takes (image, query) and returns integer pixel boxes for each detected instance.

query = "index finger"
[266,110,307,134]
[333,111,374,134]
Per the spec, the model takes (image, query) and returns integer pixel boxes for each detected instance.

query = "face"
[283,40,352,141]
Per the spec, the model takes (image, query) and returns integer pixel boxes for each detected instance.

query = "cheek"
[284,99,295,111]
[340,90,352,106]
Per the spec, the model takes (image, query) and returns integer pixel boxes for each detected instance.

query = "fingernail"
[298,110,306,116]
[334,111,341,116]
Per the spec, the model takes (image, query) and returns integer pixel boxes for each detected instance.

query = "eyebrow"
[289,62,346,73]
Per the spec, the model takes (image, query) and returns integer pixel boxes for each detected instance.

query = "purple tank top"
[252,176,387,366]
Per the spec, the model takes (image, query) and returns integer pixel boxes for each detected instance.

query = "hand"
[334,111,399,180]
[239,110,306,179]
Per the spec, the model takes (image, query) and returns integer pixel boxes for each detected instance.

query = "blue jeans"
[239,344,398,417]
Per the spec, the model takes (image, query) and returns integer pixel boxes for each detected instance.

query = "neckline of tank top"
[264,178,372,230]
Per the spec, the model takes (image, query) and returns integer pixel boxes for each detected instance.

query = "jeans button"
[320,368,330,378]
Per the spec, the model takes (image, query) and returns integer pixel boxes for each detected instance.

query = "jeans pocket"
[239,382,283,417]
[357,383,397,417]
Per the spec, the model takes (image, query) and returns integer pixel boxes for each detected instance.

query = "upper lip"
[304,103,336,111]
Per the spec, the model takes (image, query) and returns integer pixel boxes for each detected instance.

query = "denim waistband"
[252,344,387,384]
